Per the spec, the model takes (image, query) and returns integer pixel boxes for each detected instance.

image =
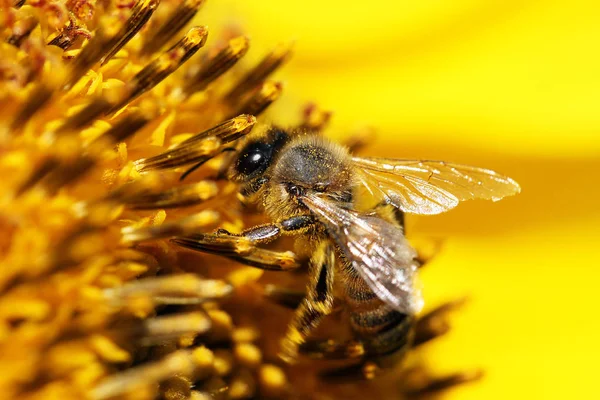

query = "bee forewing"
[302,194,423,314]
[352,157,521,215]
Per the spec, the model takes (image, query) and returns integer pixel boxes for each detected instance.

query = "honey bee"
[173,126,520,377]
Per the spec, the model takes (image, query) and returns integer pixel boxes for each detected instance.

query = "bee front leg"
[279,240,336,363]
[172,215,316,271]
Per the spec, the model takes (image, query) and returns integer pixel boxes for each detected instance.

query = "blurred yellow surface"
[205,0,600,398]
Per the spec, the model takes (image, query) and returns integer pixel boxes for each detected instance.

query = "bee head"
[230,127,290,182]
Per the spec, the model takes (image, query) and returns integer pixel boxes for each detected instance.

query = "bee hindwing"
[302,194,422,314]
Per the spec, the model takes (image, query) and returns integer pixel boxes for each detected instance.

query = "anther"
[141,0,207,56]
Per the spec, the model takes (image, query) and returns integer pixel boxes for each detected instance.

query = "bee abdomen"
[344,281,379,302]
[341,259,414,357]
[350,307,407,334]
[351,306,414,357]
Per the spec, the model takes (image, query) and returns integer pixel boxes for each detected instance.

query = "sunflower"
[0,1,294,398]
[3,1,590,400]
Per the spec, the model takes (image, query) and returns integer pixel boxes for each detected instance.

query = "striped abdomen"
[341,262,414,357]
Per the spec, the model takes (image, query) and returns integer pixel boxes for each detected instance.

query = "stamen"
[195,382,229,398]
[43,110,153,192]
[258,364,288,398]
[99,0,161,65]
[299,103,332,132]
[89,108,154,146]
[234,343,262,368]
[8,0,162,130]
[65,22,119,89]
[124,181,218,209]
[228,368,256,398]
[190,391,215,400]
[231,326,260,343]
[212,349,234,376]
[101,171,167,204]
[10,83,55,131]
[300,339,365,359]
[15,158,59,196]
[413,297,468,346]
[229,81,282,118]
[205,310,234,342]
[90,348,213,400]
[121,210,220,243]
[109,26,209,113]
[141,0,207,56]
[134,115,256,171]
[402,367,484,396]
[104,274,232,304]
[224,41,293,105]
[342,126,377,153]
[184,36,250,95]
[137,312,212,345]
[55,97,113,134]
[6,15,38,48]
[47,14,92,50]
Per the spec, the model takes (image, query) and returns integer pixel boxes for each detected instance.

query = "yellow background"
[205,1,600,398]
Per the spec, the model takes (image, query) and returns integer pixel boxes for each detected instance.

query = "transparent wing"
[353,157,521,215]
[302,194,422,314]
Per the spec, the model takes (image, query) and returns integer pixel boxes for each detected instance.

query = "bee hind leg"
[279,240,336,363]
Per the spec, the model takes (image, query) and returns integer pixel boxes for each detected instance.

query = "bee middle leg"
[172,215,316,271]
[279,240,336,363]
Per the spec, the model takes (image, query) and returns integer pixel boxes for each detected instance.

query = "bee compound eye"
[237,150,265,175]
